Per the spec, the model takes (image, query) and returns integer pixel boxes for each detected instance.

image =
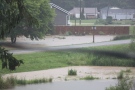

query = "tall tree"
[9,0,54,43]
[0,0,39,70]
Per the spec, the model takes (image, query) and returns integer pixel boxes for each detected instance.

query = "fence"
[54,26,129,35]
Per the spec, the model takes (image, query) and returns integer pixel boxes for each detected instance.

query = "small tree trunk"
[11,36,16,44]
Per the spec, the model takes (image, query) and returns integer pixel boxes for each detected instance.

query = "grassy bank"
[0,75,52,89]
[0,44,134,74]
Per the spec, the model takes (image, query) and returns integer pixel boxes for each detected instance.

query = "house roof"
[50,3,70,15]
[69,7,98,14]
[101,7,135,14]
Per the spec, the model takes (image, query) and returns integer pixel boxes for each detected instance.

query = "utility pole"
[92,26,96,43]
[79,0,83,25]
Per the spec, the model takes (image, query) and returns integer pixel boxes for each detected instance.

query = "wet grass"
[0,44,134,74]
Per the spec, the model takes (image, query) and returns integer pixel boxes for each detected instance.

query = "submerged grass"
[0,75,52,89]
[16,78,52,85]
[81,76,99,80]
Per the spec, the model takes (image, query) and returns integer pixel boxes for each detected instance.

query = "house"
[50,3,70,26]
[100,7,135,20]
[69,7,98,19]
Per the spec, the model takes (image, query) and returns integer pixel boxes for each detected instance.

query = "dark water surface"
[9,80,117,90]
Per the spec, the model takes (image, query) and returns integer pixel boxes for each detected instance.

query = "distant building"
[50,3,70,26]
[69,7,98,19]
[100,7,135,20]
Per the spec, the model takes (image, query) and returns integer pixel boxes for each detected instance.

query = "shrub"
[0,75,16,89]
[106,76,133,90]
[113,35,133,40]
[106,16,112,24]
[64,31,72,36]
[117,71,124,79]
[68,69,77,76]
[96,19,106,25]
[99,31,105,35]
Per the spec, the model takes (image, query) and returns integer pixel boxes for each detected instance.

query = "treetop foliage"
[0,0,42,71]
[0,0,39,39]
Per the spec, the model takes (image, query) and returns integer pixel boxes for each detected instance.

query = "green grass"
[70,19,97,23]
[70,19,135,26]
[129,25,135,35]
[0,44,134,74]
[70,19,97,26]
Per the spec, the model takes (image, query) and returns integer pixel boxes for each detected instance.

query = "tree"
[9,0,54,43]
[0,0,39,70]
[106,16,112,24]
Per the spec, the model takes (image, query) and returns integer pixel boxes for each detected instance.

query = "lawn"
[0,44,134,74]
[70,19,97,26]
[70,19,135,26]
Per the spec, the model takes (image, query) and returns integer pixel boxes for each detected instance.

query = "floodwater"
[8,80,117,90]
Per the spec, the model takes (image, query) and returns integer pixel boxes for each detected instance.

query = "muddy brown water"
[8,80,117,90]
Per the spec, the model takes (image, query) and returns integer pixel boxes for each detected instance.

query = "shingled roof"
[50,3,70,15]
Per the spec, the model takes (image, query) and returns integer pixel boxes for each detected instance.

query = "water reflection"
[9,80,117,90]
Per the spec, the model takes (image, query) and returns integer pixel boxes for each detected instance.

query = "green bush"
[68,69,77,76]
[106,16,113,24]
